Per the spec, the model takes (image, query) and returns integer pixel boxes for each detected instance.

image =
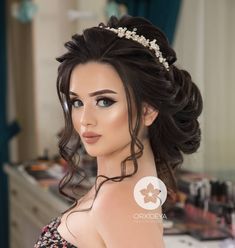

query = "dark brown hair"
[56,15,203,220]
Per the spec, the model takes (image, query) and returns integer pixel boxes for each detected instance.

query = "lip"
[82,132,101,144]
[83,136,101,144]
[82,131,101,138]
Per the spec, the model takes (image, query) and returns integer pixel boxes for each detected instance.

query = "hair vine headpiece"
[98,25,169,71]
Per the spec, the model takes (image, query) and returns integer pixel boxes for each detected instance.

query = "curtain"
[0,0,20,246]
[173,0,235,175]
[116,0,182,45]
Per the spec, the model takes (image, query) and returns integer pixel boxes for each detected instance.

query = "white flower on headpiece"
[155,51,160,57]
[125,30,132,39]
[99,25,169,71]
[133,35,138,41]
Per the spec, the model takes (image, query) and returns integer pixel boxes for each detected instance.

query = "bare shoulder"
[92,179,165,248]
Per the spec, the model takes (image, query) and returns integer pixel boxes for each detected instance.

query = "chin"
[84,146,117,158]
[83,147,107,157]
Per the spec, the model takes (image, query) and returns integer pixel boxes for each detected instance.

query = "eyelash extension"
[69,97,117,108]
[96,97,117,106]
[69,98,81,107]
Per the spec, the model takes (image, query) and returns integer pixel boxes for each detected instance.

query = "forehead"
[70,61,124,94]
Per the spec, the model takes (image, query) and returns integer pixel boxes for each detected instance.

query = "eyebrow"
[69,89,117,97]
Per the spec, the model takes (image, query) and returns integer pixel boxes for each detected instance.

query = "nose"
[80,105,96,127]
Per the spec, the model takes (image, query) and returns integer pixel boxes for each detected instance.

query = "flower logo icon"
[140,183,162,204]
[133,176,167,210]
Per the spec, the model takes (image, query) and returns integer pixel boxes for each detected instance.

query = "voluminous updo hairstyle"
[56,15,203,214]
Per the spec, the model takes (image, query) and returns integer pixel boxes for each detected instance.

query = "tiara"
[98,25,169,71]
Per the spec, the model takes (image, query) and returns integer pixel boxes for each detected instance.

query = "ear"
[142,103,159,126]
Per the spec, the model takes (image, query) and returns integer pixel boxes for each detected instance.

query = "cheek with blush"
[102,106,132,148]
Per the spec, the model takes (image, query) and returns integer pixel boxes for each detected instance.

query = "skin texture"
[63,61,165,247]
[70,61,158,180]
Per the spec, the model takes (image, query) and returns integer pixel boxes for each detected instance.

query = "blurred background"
[1,0,235,247]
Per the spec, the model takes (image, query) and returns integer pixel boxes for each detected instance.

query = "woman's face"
[69,61,143,157]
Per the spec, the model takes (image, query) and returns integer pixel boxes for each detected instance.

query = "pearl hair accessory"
[98,25,169,71]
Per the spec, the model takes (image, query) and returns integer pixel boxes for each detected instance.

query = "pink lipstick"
[82,132,101,144]
[83,136,101,144]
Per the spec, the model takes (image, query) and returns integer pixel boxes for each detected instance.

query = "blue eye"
[71,99,83,108]
[70,97,116,108]
[97,97,116,107]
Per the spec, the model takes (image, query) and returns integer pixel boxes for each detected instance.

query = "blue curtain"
[116,0,182,45]
[0,0,20,247]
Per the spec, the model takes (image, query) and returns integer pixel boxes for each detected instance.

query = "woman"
[34,15,203,247]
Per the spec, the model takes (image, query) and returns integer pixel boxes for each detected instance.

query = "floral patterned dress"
[34,215,77,248]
